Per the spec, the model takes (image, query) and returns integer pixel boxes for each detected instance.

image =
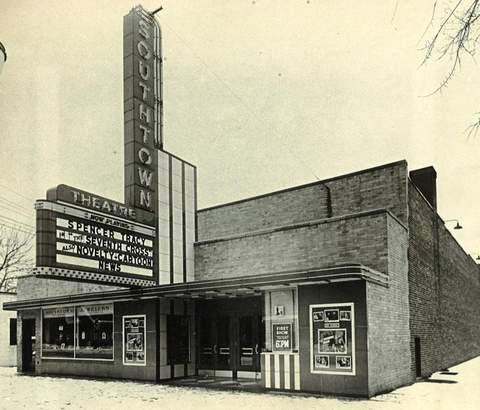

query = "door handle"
[255,344,259,354]
[213,344,217,354]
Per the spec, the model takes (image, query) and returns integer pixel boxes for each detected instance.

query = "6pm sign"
[272,323,292,351]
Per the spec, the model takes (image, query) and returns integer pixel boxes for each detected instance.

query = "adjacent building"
[0,292,17,367]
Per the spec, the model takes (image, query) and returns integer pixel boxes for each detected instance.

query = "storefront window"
[42,307,75,358]
[76,304,113,359]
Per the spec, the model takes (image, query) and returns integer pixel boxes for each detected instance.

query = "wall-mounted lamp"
[444,219,463,230]
[0,41,6,76]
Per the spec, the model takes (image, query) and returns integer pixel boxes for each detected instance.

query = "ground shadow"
[421,379,458,384]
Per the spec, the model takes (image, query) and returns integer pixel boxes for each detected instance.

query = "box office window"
[42,304,113,360]
[167,315,189,364]
[42,307,75,358]
[76,305,113,359]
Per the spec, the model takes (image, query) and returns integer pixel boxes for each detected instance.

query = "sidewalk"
[0,355,478,409]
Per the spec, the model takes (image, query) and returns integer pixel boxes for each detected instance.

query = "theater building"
[3,5,480,398]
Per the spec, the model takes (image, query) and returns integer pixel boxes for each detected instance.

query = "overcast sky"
[0,0,479,257]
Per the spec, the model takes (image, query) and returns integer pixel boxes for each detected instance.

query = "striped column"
[262,352,300,391]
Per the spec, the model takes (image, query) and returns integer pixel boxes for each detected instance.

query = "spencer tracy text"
[65,220,149,245]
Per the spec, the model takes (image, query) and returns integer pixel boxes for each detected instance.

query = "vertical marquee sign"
[123,6,163,225]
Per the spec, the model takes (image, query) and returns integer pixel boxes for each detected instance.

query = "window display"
[42,307,75,358]
[310,303,355,375]
[123,315,146,365]
[76,304,113,359]
[42,304,113,360]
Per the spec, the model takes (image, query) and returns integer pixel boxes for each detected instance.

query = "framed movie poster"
[123,315,146,366]
[309,303,355,375]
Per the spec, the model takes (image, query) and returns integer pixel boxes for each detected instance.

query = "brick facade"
[195,210,391,281]
[408,182,480,377]
[366,214,411,395]
[16,276,123,300]
[198,160,408,242]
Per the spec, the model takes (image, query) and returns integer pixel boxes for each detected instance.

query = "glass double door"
[198,299,263,377]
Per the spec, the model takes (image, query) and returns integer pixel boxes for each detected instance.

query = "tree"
[422,0,480,136]
[0,226,34,292]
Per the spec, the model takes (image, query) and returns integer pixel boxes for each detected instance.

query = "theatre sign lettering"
[34,6,163,286]
[123,6,162,223]
[36,186,156,282]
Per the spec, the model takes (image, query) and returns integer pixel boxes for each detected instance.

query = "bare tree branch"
[0,226,34,292]
[422,0,480,135]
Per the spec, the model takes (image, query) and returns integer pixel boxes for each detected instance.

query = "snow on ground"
[0,356,479,410]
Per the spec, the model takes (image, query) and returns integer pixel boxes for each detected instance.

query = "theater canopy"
[3,263,387,311]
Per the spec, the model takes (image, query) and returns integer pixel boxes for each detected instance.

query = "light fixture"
[0,41,6,76]
[444,219,463,230]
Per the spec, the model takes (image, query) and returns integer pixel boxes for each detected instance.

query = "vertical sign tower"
[123,6,163,226]
[32,5,196,288]
[123,6,197,286]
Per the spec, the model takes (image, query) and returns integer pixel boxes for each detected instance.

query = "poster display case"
[123,315,146,366]
[309,303,355,375]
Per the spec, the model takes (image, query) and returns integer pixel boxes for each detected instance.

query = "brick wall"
[408,182,442,377]
[197,161,408,242]
[195,210,390,281]
[437,223,480,369]
[197,184,330,241]
[327,161,408,225]
[408,181,480,377]
[16,276,123,300]
[367,214,412,395]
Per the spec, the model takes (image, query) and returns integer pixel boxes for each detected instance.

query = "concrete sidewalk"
[0,355,478,409]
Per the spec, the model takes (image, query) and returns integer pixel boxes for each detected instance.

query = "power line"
[0,215,35,230]
[0,222,35,235]
[0,194,33,213]
[0,183,34,205]
[0,202,33,220]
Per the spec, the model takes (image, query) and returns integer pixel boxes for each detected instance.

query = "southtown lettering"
[135,13,155,210]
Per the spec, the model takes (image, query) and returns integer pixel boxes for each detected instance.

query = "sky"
[0,0,479,258]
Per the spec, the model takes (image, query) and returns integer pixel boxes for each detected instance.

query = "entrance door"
[237,314,261,373]
[414,337,422,377]
[198,314,232,372]
[216,316,232,370]
[197,298,263,378]
[22,319,36,372]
